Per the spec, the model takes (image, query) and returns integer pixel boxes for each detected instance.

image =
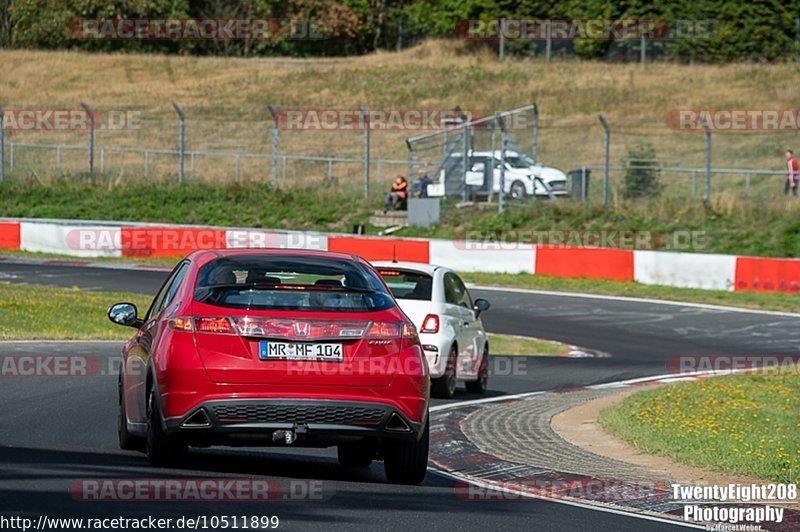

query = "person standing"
[786,150,799,196]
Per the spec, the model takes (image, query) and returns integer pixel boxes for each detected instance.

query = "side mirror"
[473,298,491,317]
[108,302,142,328]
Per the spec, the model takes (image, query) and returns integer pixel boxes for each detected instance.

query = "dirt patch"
[551,387,770,487]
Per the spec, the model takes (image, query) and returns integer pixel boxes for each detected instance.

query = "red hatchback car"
[108,249,430,484]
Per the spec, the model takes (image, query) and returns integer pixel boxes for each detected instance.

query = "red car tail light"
[168,317,194,332]
[365,321,402,338]
[231,318,369,340]
[420,314,439,334]
[195,317,235,334]
[171,316,417,340]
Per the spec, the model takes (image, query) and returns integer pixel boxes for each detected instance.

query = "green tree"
[623,142,662,199]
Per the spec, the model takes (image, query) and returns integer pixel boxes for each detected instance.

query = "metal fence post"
[691,170,696,198]
[461,122,469,202]
[531,103,538,163]
[581,166,587,200]
[745,173,751,195]
[267,104,279,186]
[172,102,185,184]
[545,22,552,62]
[701,117,711,200]
[499,18,505,61]
[80,102,94,183]
[598,115,610,205]
[405,141,414,188]
[359,105,370,198]
[640,34,646,65]
[497,115,507,214]
[0,106,4,182]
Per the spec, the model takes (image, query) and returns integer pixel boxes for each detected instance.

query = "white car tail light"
[420,314,439,334]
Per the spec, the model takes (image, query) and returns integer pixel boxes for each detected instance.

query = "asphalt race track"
[2,260,799,531]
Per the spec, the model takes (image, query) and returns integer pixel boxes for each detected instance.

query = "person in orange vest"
[384,175,408,213]
[786,150,800,196]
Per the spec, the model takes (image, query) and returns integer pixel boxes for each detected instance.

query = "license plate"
[259,341,343,362]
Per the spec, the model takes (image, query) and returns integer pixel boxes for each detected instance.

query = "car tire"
[465,344,489,394]
[431,346,457,399]
[118,372,144,452]
[383,416,429,485]
[146,384,185,466]
[510,180,527,199]
[338,441,375,468]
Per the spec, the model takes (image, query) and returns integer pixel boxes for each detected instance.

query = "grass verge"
[488,333,568,356]
[3,249,800,313]
[461,272,800,314]
[0,282,151,340]
[5,181,800,259]
[599,374,800,482]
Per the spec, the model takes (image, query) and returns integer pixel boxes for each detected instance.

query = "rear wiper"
[337,286,377,294]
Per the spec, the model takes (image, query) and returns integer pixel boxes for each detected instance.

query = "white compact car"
[372,261,491,398]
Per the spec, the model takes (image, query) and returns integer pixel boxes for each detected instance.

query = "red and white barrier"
[2,217,800,295]
[634,251,735,291]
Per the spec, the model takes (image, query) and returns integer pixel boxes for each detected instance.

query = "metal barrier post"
[172,102,185,183]
[80,102,94,183]
[267,104,278,186]
[599,115,610,205]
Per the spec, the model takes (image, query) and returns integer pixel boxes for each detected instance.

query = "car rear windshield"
[194,255,395,312]
[376,268,433,301]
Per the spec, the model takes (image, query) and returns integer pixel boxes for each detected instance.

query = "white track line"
[469,284,800,318]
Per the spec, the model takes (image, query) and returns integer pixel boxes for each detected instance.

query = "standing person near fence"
[785,150,799,196]
[384,175,409,213]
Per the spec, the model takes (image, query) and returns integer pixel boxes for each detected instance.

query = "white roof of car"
[370,261,446,276]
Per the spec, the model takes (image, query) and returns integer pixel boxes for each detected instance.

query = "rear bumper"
[165,398,425,447]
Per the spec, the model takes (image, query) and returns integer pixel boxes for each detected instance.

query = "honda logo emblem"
[293,322,310,337]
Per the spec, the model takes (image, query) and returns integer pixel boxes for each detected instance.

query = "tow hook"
[272,424,308,445]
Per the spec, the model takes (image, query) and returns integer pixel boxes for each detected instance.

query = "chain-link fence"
[1,101,798,205]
